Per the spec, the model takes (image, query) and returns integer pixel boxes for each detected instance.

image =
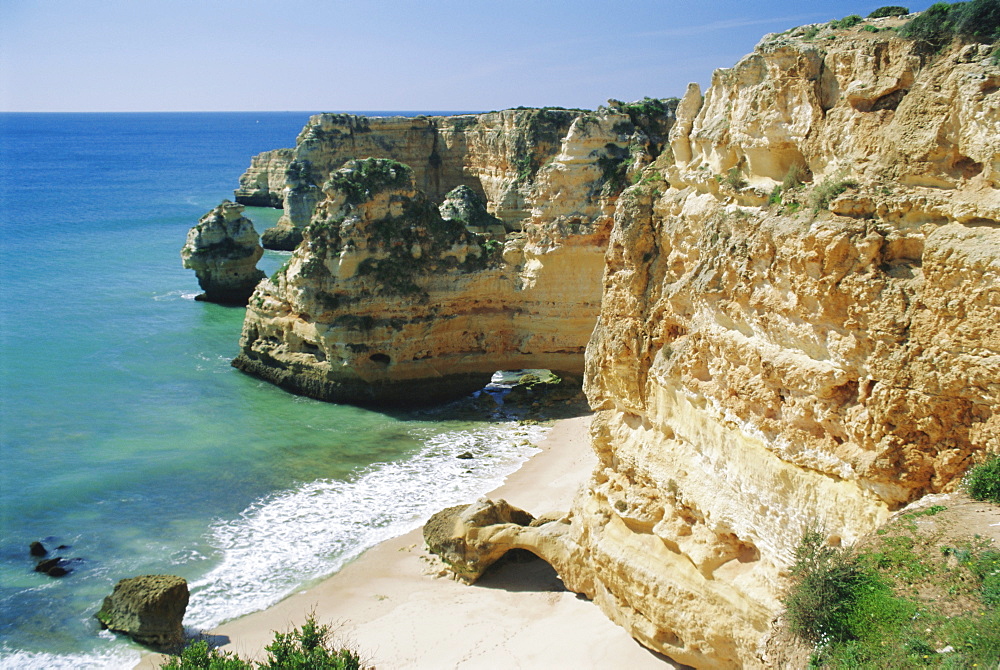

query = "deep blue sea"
[0,113,546,669]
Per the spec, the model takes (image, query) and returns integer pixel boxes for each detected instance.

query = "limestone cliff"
[233,105,675,404]
[427,19,1000,669]
[235,105,672,249]
[576,24,998,667]
[181,201,265,305]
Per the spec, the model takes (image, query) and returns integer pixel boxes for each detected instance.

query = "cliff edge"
[427,17,999,668]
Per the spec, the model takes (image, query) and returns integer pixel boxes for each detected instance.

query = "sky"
[0,0,938,113]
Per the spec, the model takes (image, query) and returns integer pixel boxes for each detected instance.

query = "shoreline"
[138,412,679,669]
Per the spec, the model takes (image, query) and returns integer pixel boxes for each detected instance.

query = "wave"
[183,419,547,630]
[0,643,139,670]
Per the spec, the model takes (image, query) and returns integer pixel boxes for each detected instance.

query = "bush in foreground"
[161,614,362,670]
[966,454,1000,504]
[783,515,1000,668]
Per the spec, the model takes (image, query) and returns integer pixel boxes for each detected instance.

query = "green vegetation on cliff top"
[323,158,412,205]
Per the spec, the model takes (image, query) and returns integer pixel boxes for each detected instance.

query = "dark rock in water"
[261,225,304,251]
[456,451,475,460]
[35,557,71,577]
[29,541,47,557]
[96,574,189,650]
[56,544,70,550]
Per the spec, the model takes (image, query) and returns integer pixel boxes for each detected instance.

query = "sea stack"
[95,574,189,650]
[181,200,266,305]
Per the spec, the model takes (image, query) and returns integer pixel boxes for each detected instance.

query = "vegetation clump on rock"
[323,158,413,205]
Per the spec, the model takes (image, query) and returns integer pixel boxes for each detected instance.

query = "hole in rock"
[369,353,391,365]
[476,549,567,594]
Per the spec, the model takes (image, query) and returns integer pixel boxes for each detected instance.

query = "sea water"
[0,113,547,668]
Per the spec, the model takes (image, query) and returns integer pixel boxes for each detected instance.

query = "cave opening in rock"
[369,353,391,365]
[476,548,567,594]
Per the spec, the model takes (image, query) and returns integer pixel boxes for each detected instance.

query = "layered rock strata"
[181,201,265,305]
[428,22,1000,668]
[235,105,673,249]
[233,105,676,404]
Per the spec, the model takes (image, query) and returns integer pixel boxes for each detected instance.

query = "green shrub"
[161,640,248,669]
[768,186,783,207]
[900,0,1000,49]
[952,0,1000,42]
[966,454,1000,504]
[784,531,907,644]
[723,166,747,190]
[781,163,809,190]
[810,174,858,210]
[804,24,822,40]
[830,15,864,30]
[161,615,362,670]
[868,6,910,18]
[899,2,962,48]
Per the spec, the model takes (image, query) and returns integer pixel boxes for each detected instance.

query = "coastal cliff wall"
[572,23,999,667]
[233,105,675,404]
[426,19,999,669]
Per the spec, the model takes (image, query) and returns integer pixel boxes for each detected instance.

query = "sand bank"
[139,414,679,669]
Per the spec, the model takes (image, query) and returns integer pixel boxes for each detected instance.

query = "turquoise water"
[0,113,545,668]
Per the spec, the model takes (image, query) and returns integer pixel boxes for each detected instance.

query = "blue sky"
[0,0,936,112]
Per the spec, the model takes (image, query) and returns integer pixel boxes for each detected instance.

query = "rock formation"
[232,105,675,405]
[95,574,189,649]
[425,19,1000,668]
[181,201,266,305]
[438,185,506,237]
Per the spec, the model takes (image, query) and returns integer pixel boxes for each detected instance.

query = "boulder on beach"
[95,574,189,649]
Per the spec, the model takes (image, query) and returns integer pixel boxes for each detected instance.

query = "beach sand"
[139,413,680,669]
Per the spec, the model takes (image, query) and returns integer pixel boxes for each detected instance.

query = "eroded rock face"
[572,27,999,668]
[235,107,674,249]
[181,201,266,305]
[95,574,189,649]
[427,23,999,669]
[233,107,676,405]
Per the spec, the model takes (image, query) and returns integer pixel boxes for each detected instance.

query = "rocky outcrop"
[427,20,1000,669]
[181,201,266,305]
[234,107,673,249]
[96,575,189,649]
[233,106,676,405]
[438,185,506,237]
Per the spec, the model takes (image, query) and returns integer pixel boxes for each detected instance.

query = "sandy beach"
[138,412,679,669]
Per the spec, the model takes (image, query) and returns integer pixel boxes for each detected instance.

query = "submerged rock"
[181,201,265,305]
[96,574,188,650]
[29,541,47,557]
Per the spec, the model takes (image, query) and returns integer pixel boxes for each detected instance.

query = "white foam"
[184,420,547,630]
[151,289,200,302]
[0,645,139,670]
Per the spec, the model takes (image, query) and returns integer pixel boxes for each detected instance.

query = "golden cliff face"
[233,107,673,404]
[574,25,999,667]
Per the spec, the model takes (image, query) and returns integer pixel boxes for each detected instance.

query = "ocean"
[0,112,549,669]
